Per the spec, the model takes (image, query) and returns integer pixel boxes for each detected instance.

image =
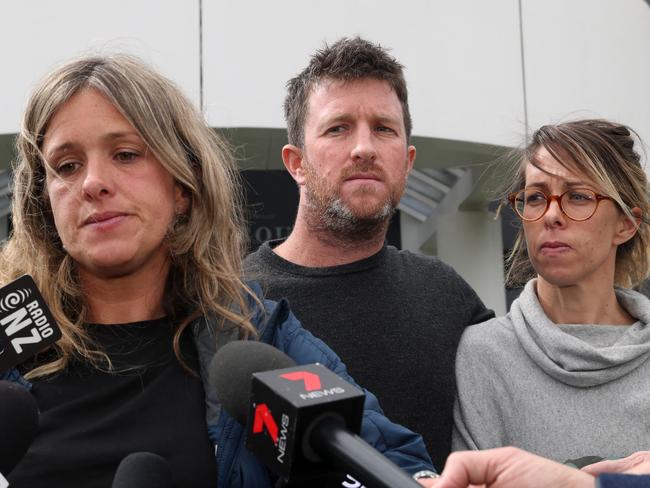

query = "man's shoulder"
[243,241,295,286]
[383,246,473,285]
[384,246,450,270]
[243,241,274,270]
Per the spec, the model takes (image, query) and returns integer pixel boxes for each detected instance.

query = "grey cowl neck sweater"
[511,279,650,387]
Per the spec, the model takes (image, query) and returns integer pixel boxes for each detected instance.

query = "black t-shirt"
[245,242,494,471]
[9,318,218,488]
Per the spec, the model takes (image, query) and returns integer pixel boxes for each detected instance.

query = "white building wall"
[437,212,506,315]
[523,0,650,150]
[203,0,526,147]
[0,0,200,135]
[0,0,648,311]
[1,1,646,147]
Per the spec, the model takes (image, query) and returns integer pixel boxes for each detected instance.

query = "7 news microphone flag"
[248,362,365,478]
[210,341,423,488]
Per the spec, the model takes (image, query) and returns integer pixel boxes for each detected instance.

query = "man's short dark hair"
[284,37,412,147]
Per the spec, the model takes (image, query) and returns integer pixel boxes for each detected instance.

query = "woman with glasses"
[451,119,650,466]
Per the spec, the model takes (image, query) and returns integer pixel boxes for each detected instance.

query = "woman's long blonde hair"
[0,54,258,378]
[501,119,650,288]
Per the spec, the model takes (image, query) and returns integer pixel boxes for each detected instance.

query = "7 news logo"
[252,405,290,463]
[248,363,365,485]
[252,371,324,463]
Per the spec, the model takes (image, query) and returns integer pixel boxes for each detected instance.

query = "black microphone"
[209,341,422,488]
[0,381,39,479]
[112,452,173,488]
[0,275,62,371]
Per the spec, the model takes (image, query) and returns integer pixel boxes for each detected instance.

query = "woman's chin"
[77,256,142,280]
[535,271,580,289]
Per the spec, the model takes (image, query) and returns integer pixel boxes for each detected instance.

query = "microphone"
[209,341,422,488]
[0,381,39,480]
[0,275,62,371]
[112,452,173,488]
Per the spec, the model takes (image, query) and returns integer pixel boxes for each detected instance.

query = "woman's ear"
[174,184,191,215]
[614,207,642,245]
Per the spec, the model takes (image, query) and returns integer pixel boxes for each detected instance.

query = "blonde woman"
[1,55,433,487]
[453,119,650,466]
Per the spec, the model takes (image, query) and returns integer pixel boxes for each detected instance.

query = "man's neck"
[274,218,386,267]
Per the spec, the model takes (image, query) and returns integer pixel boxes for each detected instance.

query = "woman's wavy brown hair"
[0,54,258,378]
[500,119,650,289]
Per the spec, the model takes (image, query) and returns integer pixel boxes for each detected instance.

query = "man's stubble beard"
[301,159,403,243]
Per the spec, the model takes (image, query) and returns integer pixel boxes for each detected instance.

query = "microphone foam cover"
[112,452,172,488]
[209,341,295,425]
[0,380,39,474]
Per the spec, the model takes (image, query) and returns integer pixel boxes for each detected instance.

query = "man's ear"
[282,144,306,185]
[406,145,416,173]
[614,206,643,246]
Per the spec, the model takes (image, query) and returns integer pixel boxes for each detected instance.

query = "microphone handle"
[309,416,423,488]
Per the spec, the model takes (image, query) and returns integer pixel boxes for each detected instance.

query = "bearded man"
[244,37,493,472]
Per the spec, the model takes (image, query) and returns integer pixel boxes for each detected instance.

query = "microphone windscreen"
[112,452,172,488]
[0,380,39,474]
[209,341,295,425]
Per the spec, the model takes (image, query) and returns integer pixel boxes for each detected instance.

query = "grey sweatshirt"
[453,279,650,463]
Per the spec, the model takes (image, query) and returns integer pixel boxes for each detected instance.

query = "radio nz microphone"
[0,381,39,483]
[111,452,173,488]
[0,275,62,371]
[209,341,422,488]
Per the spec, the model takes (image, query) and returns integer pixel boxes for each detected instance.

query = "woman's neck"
[80,263,170,324]
[535,277,634,325]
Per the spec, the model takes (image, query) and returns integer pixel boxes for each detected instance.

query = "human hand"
[433,447,595,488]
[582,451,650,476]
[416,478,440,487]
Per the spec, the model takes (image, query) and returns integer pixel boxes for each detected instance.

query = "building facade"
[1,0,649,313]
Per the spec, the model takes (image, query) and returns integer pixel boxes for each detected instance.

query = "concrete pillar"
[436,211,506,315]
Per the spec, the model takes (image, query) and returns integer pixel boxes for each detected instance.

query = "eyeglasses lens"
[514,189,598,221]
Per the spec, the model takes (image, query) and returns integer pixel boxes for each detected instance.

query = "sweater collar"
[510,279,650,387]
